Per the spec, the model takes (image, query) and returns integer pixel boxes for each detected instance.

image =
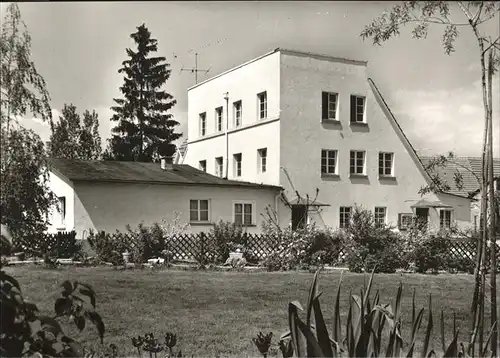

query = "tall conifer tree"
[106,24,181,162]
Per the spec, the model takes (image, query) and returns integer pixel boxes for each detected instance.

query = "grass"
[5,265,488,357]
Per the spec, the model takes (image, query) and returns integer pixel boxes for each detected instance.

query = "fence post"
[200,232,206,263]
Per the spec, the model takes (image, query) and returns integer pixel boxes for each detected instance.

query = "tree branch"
[482,36,500,55]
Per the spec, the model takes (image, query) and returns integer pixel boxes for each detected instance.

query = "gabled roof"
[419,156,500,197]
[48,158,282,190]
[173,139,188,164]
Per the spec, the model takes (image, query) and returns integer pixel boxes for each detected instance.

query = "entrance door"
[415,207,429,230]
[291,205,307,231]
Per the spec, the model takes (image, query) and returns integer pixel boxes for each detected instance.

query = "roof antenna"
[180,52,210,84]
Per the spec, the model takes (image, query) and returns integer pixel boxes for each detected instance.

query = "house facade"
[183,48,472,231]
[46,158,282,239]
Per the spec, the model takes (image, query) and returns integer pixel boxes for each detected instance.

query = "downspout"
[224,92,229,179]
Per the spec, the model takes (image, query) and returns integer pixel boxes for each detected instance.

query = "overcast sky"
[2,1,499,156]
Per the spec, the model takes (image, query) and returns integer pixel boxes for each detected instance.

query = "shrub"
[343,205,403,273]
[18,231,83,260]
[412,231,452,273]
[87,229,128,265]
[210,220,244,263]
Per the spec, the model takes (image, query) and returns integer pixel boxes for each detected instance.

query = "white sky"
[2,1,499,157]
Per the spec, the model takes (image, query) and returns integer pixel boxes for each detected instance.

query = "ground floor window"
[374,207,386,228]
[190,199,209,222]
[339,206,352,229]
[440,209,452,229]
[234,202,253,226]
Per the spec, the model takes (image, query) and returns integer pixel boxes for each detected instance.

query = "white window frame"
[215,107,223,132]
[398,213,414,231]
[339,206,352,229]
[258,148,267,173]
[325,92,339,120]
[189,199,210,223]
[440,209,453,229]
[374,207,387,228]
[199,112,207,136]
[233,153,242,177]
[199,160,207,172]
[350,150,366,175]
[257,91,267,120]
[215,157,223,178]
[351,95,366,123]
[233,200,256,226]
[378,152,394,177]
[233,100,242,127]
[321,149,338,175]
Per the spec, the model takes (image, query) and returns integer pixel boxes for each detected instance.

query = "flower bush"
[210,220,245,263]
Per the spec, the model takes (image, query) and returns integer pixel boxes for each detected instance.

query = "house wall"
[47,171,75,233]
[184,51,281,185]
[71,181,280,239]
[278,51,453,228]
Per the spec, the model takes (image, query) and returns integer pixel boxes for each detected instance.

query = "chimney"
[160,156,173,170]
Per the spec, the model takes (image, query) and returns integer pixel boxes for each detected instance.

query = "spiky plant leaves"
[423,295,434,357]
[311,294,333,357]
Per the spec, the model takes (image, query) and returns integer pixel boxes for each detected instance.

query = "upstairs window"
[322,92,339,121]
[440,209,452,229]
[233,100,242,127]
[199,160,207,172]
[199,112,207,136]
[321,149,338,175]
[258,91,267,119]
[215,157,223,178]
[258,148,267,173]
[339,206,351,229]
[350,95,365,123]
[190,199,209,222]
[374,207,387,228]
[233,153,242,177]
[215,107,223,132]
[350,150,366,175]
[379,152,394,176]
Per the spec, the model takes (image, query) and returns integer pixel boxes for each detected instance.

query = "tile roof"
[419,156,500,197]
[48,158,282,190]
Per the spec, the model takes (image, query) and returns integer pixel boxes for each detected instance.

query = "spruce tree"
[107,23,181,162]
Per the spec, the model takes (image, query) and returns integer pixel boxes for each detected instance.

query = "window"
[233,153,242,177]
[322,92,339,121]
[190,199,209,222]
[199,112,207,136]
[57,196,66,227]
[378,152,394,176]
[350,95,365,123]
[215,107,223,132]
[234,202,253,226]
[257,91,267,119]
[199,160,207,172]
[440,209,452,229]
[339,207,352,229]
[258,148,267,173]
[233,100,242,127]
[398,213,414,231]
[321,149,338,175]
[374,207,386,228]
[350,150,366,175]
[215,157,223,178]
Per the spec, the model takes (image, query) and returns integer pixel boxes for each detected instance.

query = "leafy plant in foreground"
[275,268,497,357]
[130,332,181,358]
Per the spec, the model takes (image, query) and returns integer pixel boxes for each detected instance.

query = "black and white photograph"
[1,1,499,357]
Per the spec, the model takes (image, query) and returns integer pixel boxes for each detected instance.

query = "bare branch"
[482,36,500,55]
[457,1,474,21]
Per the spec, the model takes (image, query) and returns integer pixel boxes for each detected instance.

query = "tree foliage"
[360,1,499,354]
[48,104,102,160]
[106,23,181,162]
[0,3,54,242]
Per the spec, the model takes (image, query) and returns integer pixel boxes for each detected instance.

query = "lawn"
[5,265,487,357]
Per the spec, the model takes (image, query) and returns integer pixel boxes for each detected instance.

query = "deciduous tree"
[361,1,499,353]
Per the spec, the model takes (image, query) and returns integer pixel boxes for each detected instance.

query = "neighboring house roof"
[419,156,500,198]
[47,158,282,190]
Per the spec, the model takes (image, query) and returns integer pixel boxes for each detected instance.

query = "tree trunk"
[487,47,497,356]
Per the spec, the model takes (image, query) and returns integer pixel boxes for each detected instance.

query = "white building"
[183,48,472,231]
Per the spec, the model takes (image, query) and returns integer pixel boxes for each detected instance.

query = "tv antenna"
[180,52,210,84]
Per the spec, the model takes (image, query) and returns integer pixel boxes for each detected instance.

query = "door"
[415,207,429,230]
[291,205,308,231]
